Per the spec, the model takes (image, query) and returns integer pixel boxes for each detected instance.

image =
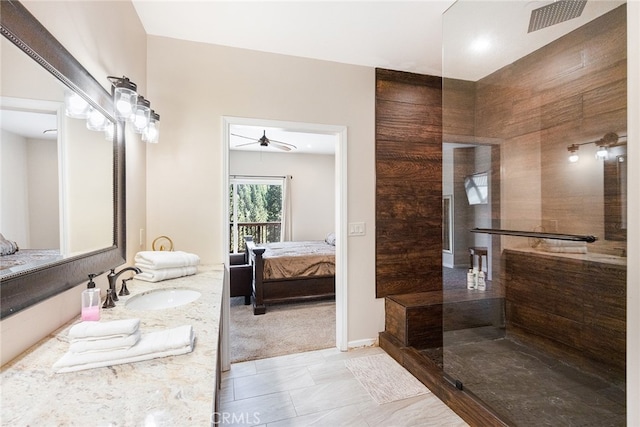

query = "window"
[229,177,284,253]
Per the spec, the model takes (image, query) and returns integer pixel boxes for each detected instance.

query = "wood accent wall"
[475,5,627,243]
[375,69,443,298]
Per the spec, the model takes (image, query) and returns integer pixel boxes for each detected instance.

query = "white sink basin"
[125,288,201,311]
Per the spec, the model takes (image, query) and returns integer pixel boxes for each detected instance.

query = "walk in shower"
[440,1,627,424]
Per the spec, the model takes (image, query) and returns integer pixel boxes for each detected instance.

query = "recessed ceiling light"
[470,36,491,53]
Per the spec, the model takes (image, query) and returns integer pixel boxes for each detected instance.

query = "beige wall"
[230,151,335,241]
[145,36,380,345]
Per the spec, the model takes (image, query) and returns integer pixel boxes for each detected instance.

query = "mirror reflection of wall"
[0,31,114,277]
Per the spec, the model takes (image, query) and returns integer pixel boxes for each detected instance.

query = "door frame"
[220,116,348,369]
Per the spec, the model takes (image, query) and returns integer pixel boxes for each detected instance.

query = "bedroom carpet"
[229,297,335,363]
[344,353,430,404]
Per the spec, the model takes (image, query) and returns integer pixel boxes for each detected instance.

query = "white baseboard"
[348,337,378,349]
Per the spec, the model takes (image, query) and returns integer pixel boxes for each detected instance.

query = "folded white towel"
[135,266,198,283]
[54,325,195,373]
[67,319,140,341]
[134,251,200,270]
[541,239,587,248]
[539,239,587,254]
[69,331,141,354]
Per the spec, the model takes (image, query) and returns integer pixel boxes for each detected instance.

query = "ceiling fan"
[231,130,297,152]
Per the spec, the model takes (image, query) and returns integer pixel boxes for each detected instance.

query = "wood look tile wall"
[375,69,443,298]
[475,5,627,243]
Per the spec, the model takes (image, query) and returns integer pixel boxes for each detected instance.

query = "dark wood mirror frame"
[0,1,126,319]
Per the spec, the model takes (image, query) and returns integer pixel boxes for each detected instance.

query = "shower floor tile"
[423,327,626,426]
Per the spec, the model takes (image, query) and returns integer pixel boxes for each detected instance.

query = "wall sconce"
[107,76,138,122]
[566,132,625,163]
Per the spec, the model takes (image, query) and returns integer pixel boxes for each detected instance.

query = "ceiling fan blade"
[236,141,260,147]
[231,133,259,142]
[269,138,297,149]
[270,141,293,151]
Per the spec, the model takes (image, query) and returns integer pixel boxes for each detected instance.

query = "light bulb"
[569,153,579,163]
[86,107,109,131]
[596,146,608,160]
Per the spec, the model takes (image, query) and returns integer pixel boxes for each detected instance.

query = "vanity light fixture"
[132,96,151,133]
[567,144,580,163]
[107,76,138,122]
[566,132,625,163]
[142,110,160,144]
[64,91,90,119]
[86,106,109,131]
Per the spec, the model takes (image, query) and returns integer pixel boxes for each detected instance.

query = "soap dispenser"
[81,274,101,321]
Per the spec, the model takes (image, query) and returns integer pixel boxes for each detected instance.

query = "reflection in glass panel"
[441,1,627,425]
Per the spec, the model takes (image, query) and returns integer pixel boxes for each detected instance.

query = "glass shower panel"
[442,1,627,425]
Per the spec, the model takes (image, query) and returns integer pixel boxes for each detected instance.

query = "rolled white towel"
[68,318,140,341]
[53,325,195,373]
[69,331,141,354]
[135,266,198,283]
[134,251,200,270]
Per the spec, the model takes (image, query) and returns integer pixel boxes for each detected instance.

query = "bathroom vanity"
[0,265,224,426]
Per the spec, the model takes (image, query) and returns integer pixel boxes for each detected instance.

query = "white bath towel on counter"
[134,251,200,270]
[67,318,140,341]
[135,266,198,283]
[53,325,195,373]
[69,331,141,354]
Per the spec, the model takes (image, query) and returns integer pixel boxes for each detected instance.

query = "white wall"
[0,130,29,246]
[26,138,59,248]
[230,150,335,241]
[145,36,380,345]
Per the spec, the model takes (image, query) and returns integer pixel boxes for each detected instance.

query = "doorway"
[221,116,348,368]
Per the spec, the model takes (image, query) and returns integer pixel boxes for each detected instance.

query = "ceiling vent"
[528,0,587,33]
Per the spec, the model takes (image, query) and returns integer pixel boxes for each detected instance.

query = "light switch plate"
[348,222,366,236]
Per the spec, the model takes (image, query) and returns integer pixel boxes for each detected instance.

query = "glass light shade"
[104,122,115,141]
[596,146,608,160]
[65,91,90,119]
[114,87,137,121]
[142,111,160,143]
[132,97,151,133]
[568,153,579,163]
[86,107,109,131]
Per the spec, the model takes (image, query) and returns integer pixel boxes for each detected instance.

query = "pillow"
[325,232,336,246]
[0,233,19,256]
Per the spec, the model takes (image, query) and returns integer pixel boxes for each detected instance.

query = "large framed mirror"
[0,1,126,318]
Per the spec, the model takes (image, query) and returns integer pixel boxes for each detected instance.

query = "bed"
[0,248,63,277]
[244,235,335,315]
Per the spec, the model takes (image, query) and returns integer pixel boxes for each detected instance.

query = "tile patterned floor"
[219,346,468,426]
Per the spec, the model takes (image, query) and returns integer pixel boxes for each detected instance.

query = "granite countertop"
[1,264,224,426]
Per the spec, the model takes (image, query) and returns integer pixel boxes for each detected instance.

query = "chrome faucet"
[107,266,142,303]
